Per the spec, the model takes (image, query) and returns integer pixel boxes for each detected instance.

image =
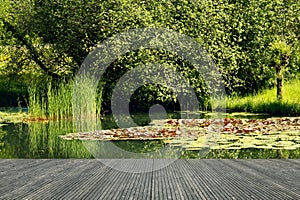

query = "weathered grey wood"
[1,159,299,199]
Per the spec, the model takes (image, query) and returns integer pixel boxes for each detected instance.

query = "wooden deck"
[1,159,300,199]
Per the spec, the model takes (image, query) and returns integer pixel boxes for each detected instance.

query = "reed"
[28,82,47,119]
[28,76,102,120]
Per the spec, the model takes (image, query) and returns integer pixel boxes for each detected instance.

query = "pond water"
[0,112,299,159]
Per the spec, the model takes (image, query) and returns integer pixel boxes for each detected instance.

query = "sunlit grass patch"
[227,78,300,115]
[0,109,28,124]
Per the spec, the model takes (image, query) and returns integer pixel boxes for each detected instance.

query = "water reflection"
[0,121,92,158]
[0,123,29,158]
[0,112,299,159]
[0,117,176,159]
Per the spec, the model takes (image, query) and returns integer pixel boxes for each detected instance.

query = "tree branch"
[1,18,60,79]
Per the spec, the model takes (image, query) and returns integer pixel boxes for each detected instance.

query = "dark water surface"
[0,112,299,159]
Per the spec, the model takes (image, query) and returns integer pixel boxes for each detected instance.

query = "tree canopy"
[0,0,299,109]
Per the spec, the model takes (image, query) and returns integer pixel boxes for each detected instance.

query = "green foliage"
[101,49,210,112]
[1,0,300,111]
[0,74,28,106]
[269,39,292,65]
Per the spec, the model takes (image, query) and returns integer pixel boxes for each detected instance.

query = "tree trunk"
[275,55,290,101]
[276,65,283,101]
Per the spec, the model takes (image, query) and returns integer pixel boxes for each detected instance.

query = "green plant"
[227,77,300,115]
[27,74,102,120]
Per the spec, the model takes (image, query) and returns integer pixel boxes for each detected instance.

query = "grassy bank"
[227,78,300,116]
[26,76,300,119]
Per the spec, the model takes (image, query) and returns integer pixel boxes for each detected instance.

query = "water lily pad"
[185,147,202,151]
[283,146,297,150]
[294,140,300,144]
[227,137,240,142]
[255,142,268,146]
[228,143,243,148]
[226,147,242,150]
[59,117,300,154]
[255,145,273,149]
[255,135,277,141]
[287,131,300,136]
[217,141,231,145]
[242,144,257,149]
[272,141,295,147]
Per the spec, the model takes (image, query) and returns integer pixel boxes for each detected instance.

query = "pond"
[0,112,300,159]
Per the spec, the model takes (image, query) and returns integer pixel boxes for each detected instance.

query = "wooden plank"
[184,160,232,199]
[1,159,300,199]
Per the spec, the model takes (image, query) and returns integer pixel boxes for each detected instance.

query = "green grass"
[27,75,300,119]
[227,78,300,115]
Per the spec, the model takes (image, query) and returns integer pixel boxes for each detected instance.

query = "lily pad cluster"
[60,117,300,151]
[167,118,300,150]
[60,126,182,141]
